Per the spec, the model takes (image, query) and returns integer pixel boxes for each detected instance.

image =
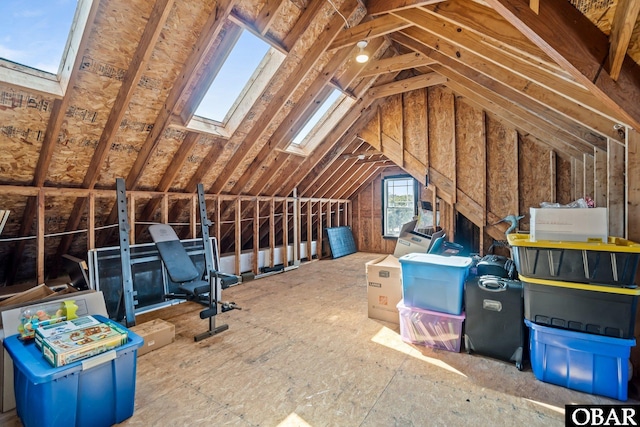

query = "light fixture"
[355,40,369,63]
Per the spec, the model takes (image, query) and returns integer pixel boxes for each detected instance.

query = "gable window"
[285,87,355,156]
[188,27,284,138]
[0,0,95,96]
[382,176,418,238]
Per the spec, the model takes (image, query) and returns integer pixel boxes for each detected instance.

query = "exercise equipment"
[114,179,240,340]
[150,183,240,341]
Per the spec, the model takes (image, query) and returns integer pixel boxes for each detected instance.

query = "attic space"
[1,0,640,425]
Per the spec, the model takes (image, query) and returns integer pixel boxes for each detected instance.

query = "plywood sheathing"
[486,114,518,231]
[428,86,455,189]
[402,88,427,168]
[517,135,553,231]
[454,97,486,217]
[0,86,54,184]
[44,0,154,187]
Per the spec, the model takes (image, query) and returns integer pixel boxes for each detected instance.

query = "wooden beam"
[368,72,446,98]
[366,0,446,16]
[228,46,353,195]
[328,14,411,50]
[395,9,622,144]
[55,0,176,260]
[125,0,236,191]
[484,0,640,130]
[608,0,640,81]
[209,0,361,194]
[255,0,285,35]
[37,189,45,285]
[626,129,640,240]
[6,0,102,284]
[394,31,605,154]
[360,52,436,77]
[608,138,625,237]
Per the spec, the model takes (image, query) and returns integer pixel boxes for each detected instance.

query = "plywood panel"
[381,94,403,166]
[454,97,485,207]
[427,86,455,182]
[517,135,551,231]
[486,115,518,222]
[402,88,427,166]
[0,86,53,184]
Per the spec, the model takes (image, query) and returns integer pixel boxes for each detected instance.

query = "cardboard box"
[366,255,402,324]
[393,220,433,258]
[530,207,608,242]
[130,319,175,356]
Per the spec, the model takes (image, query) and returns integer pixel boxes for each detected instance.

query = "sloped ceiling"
[0,0,639,283]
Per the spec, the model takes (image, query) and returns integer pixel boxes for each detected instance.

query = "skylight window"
[0,0,95,96]
[292,89,342,145]
[0,0,77,74]
[285,88,355,156]
[194,30,271,123]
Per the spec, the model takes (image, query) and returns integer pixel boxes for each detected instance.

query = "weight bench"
[149,223,240,341]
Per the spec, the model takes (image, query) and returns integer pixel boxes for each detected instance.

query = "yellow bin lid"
[519,274,640,296]
[507,233,640,253]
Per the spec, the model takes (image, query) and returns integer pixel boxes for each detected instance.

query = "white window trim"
[187,30,285,138]
[0,0,95,97]
[382,176,418,238]
[285,92,355,157]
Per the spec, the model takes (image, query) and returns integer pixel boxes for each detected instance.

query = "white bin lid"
[398,252,472,268]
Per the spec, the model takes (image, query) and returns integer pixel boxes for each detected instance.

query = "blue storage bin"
[3,315,143,427]
[525,319,635,401]
[398,253,472,314]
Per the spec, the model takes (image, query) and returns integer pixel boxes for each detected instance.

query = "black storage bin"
[476,255,516,279]
[464,275,526,370]
[508,234,640,287]
[523,278,639,338]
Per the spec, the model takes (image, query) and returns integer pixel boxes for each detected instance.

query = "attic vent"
[568,0,613,14]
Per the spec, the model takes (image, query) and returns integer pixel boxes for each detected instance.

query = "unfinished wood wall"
[351,85,629,255]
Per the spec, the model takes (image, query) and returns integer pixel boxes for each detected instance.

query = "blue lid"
[398,253,472,268]
[3,314,143,385]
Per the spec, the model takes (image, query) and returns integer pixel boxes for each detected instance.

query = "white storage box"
[529,207,608,242]
[366,255,402,324]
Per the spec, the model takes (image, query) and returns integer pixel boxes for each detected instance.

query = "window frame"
[187,25,285,138]
[284,87,355,157]
[0,0,96,97]
[381,175,419,238]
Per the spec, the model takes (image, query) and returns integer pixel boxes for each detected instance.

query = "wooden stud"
[608,139,625,237]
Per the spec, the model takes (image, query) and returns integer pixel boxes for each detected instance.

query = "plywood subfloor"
[1,252,635,426]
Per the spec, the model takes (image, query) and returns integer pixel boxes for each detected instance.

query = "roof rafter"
[484,0,640,130]
[608,0,640,80]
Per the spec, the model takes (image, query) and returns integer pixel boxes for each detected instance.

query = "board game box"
[34,315,102,350]
[40,316,128,367]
